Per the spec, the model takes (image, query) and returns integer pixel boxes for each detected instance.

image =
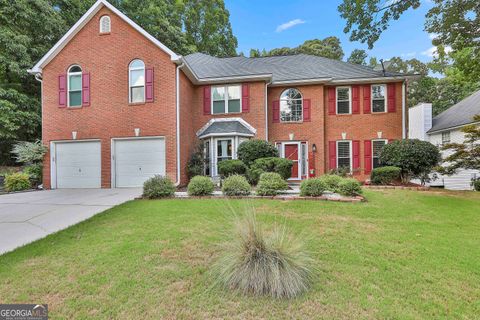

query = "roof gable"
[28,0,179,74]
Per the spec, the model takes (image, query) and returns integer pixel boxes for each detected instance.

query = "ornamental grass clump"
[213,208,314,299]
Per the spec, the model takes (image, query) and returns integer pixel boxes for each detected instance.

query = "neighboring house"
[28,0,409,189]
[409,90,480,190]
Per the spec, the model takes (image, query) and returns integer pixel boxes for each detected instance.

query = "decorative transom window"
[212,85,241,114]
[337,141,351,170]
[67,65,82,107]
[280,88,303,122]
[372,84,387,113]
[442,131,451,144]
[100,15,111,33]
[336,87,351,114]
[372,140,387,169]
[129,59,145,103]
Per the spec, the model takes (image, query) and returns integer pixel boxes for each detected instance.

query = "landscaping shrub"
[142,175,175,199]
[187,176,214,196]
[300,178,327,197]
[370,166,401,185]
[213,210,314,299]
[222,175,251,196]
[218,160,247,177]
[337,178,363,196]
[256,172,288,196]
[318,174,343,193]
[247,157,293,184]
[329,167,351,177]
[4,172,31,192]
[11,140,48,164]
[23,163,43,183]
[472,179,480,191]
[237,140,278,166]
[187,142,206,179]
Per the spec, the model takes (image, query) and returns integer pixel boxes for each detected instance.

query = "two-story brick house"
[28,0,408,189]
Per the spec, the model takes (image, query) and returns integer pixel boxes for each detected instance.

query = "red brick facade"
[38,4,405,188]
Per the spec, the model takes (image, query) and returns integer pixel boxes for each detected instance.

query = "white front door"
[113,138,166,187]
[55,141,101,188]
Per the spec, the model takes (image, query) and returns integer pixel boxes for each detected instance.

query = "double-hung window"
[442,131,451,144]
[337,141,352,170]
[336,87,351,114]
[372,139,387,169]
[372,84,386,113]
[129,59,145,103]
[212,85,241,114]
[67,65,82,107]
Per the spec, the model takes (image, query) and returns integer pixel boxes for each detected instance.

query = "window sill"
[99,32,111,36]
[334,113,352,116]
[66,106,83,110]
[211,112,243,116]
[129,102,147,106]
[279,121,304,124]
[371,111,388,114]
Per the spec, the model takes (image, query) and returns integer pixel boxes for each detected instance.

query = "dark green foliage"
[256,172,288,196]
[472,179,480,192]
[237,140,278,167]
[300,178,328,197]
[222,175,251,196]
[329,167,351,177]
[4,172,31,192]
[318,174,343,193]
[218,160,247,177]
[247,157,293,184]
[379,139,441,184]
[337,178,362,196]
[347,49,367,65]
[187,143,206,179]
[23,163,43,183]
[187,176,214,196]
[370,166,401,185]
[142,175,176,199]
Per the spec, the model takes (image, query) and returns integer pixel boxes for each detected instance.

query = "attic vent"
[100,15,111,33]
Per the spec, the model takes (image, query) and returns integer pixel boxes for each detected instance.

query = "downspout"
[265,80,272,141]
[175,61,185,186]
[402,80,406,139]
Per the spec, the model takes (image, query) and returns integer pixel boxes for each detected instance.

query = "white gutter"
[175,62,185,186]
[265,80,271,140]
[402,81,406,139]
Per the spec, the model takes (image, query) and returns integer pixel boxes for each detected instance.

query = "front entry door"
[214,138,233,176]
[284,143,299,179]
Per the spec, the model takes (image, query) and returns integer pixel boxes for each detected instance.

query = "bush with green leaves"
[256,172,288,196]
[11,140,47,164]
[142,175,176,199]
[222,175,251,196]
[187,176,214,196]
[23,163,43,183]
[370,166,401,185]
[237,140,279,167]
[213,209,314,299]
[337,178,363,196]
[218,159,247,177]
[247,157,293,184]
[379,139,440,184]
[329,167,351,177]
[187,142,206,179]
[4,172,31,192]
[318,174,343,193]
[300,178,328,197]
[472,179,480,192]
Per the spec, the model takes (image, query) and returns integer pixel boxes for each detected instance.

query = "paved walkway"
[0,188,141,255]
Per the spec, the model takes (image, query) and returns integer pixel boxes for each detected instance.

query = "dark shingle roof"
[428,89,480,133]
[198,120,255,137]
[183,53,403,83]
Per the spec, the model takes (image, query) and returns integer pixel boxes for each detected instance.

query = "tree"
[379,139,441,184]
[438,115,480,175]
[347,49,368,65]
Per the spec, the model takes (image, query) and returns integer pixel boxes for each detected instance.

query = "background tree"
[347,49,368,65]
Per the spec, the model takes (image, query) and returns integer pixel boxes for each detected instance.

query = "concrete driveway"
[0,188,142,255]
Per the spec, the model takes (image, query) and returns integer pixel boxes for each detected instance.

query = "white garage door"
[55,141,101,188]
[113,138,166,188]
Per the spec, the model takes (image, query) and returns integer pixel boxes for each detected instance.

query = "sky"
[224,0,438,63]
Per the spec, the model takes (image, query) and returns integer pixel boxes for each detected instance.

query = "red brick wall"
[42,7,178,188]
[179,72,195,185]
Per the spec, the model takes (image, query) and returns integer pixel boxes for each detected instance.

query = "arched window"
[280,88,303,122]
[100,15,111,33]
[129,59,145,103]
[68,65,82,107]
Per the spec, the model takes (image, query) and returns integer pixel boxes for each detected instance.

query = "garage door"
[113,138,166,187]
[55,141,101,188]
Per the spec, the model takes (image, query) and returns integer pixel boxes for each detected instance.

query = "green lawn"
[1,190,479,319]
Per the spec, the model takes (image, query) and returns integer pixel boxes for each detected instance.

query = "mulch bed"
[364,185,429,191]
[139,194,366,203]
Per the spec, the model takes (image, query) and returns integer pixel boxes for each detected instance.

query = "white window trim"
[211,84,242,115]
[128,60,145,104]
[336,86,352,115]
[371,84,387,113]
[212,137,236,176]
[99,15,111,33]
[441,131,451,145]
[67,65,82,108]
[336,140,352,172]
[277,141,309,180]
[372,139,388,169]
[279,88,303,123]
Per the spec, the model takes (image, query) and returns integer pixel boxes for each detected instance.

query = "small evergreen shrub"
[337,178,363,196]
[370,166,401,185]
[256,172,288,196]
[142,175,175,199]
[222,175,251,196]
[4,172,31,192]
[187,143,206,179]
[472,179,480,191]
[23,164,43,183]
[248,157,293,184]
[218,160,247,177]
[187,176,214,196]
[318,174,343,193]
[11,140,48,164]
[237,140,278,166]
[329,167,351,177]
[300,178,327,197]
